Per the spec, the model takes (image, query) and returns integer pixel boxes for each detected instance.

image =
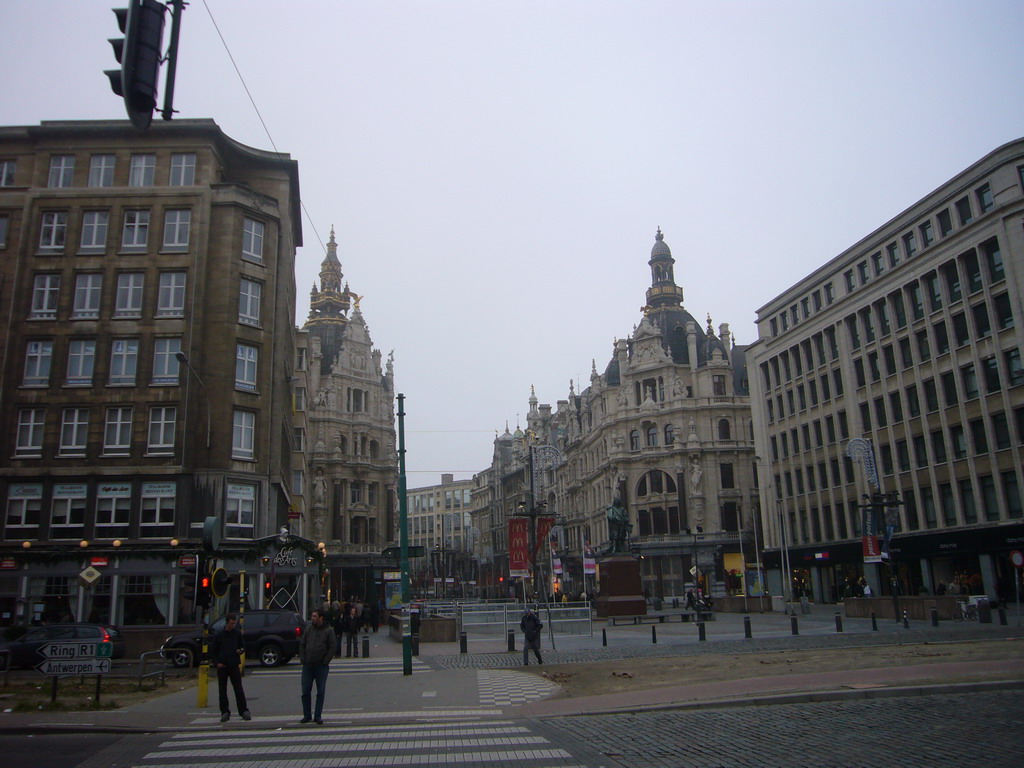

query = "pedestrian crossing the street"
[133,719,590,767]
[253,657,432,676]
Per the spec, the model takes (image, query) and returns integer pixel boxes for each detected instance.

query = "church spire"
[305,225,352,326]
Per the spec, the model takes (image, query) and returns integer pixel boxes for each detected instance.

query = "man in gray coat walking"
[299,608,336,724]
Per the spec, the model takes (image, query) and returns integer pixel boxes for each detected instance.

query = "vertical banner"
[861,505,882,563]
[535,517,555,555]
[583,544,596,575]
[509,517,530,577]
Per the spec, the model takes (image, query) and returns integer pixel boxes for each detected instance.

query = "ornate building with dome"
[296,228,398,603]
[472,230,761,601]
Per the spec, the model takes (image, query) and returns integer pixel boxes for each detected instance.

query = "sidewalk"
[2,610,1021,733]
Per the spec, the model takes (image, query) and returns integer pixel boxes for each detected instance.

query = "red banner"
[861,505,882,563]
[535,517,555,555]
[509,517,530,576]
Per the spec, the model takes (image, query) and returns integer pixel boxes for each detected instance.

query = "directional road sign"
[40,641,113,659]
[37,658,111,675]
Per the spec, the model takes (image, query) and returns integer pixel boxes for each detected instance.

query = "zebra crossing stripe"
[254,659,431,676]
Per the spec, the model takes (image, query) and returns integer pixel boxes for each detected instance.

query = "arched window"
[718,419,731,440]
[337,434,347,454]
[665,424,676,445]
[369,440,380,459]
[646,425,658,447]
[629,430,640,451]
[636,470,677,499]
[637,475,649,496]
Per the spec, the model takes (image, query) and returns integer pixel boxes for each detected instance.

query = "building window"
[919,220,934,248]
[954,196,973,226]
[88,154,115,187]
[629,430,640,451]
[962,363,979,399]
[128,154,155,186]
[902,232,917,259]
[292,469,304,496]
[952,312,970,347]
[121,210,150,250]
[59,408,89,456]
[886,242,900,267]
[973,303,991,339]
[1003,472,1022,519]
[937,209,953,237]
[235,343,258,391]
[976,183,993,213]
[169,153,195,186]
[16,409,45,456]
[242,218,264,262]
[48,155,75,187]
[141,482,176,532]
[717,419,730,440]
[114,272,144,317]
[51,483,87,537]
[6,484,42,529]
[0,214,8,247]
[79,211,108,252]
[39,211,67,250]
[238,278,262,326]
[712,375,726,396]
[942,261,962,303]
[347,388,367,412]
[963,250,983,294]
[95,483,131,534]
[664,423,676,445]
[1005,348,1023,387]
[109,338,139,385]
[30,274,60,319]
[147,406,176,453]
[225,484,256,537]
[232,410,255,460]
[982,238,1004,282]
[66,339,96,385]
[151,337,181,384]
[103,406,133,454]
[72,274,101,319]
[294,426,305,452]
[161,209,190,250]
[645,425,658,447]
[156,271,186,316]
[23,340,53,386]
[993,293,1013,330]
[293,387,306,411]
[0,159,16,186]
[720,463,735,489]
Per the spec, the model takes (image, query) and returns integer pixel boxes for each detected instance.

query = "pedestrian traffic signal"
[104,0,166,130]
[196,573,212,608]
[263,578,273,604]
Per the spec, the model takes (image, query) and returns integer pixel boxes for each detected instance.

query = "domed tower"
[645,227,685,311]
[306,227,352,326]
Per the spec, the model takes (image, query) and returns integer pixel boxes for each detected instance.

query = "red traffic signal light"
[196,574,212,608]
[104,0,166,130]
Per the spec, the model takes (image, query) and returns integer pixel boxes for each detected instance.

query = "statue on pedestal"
[606,497,632,554]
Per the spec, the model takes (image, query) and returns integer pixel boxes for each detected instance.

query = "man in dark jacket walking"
[299,608,336,724]
[211,613,250,722]
[342,605,361,657]
[520,606,543,665]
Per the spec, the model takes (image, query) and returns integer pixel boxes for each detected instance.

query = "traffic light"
[181,555,202,607]
[196,572,212,608]
[263,578,273,605]
[105,0,166,130]
[210,567,231,599]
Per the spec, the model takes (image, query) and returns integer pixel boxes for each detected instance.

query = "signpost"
[35,641,113,704]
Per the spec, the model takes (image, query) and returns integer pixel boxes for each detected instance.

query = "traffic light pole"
[160,0,184,121]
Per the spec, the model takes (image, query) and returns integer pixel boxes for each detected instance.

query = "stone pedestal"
[595,555,647,617]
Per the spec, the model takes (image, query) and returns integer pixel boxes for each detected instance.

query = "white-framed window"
[162,209,190,250]
[238,278,262,326]
[235,343,258,391]
[225,483,256,538]
[6,484,43,529]
[72,273,102,319]
[66,339,96,385]
[156,271,186,316]
[147,406,176,453]
[121,210,150,250]
[59,408,89,456]
[242,218,264,262]
[232,410,255,460]
[128,153,155,186]
[294,426,305,452]
[169,153,195,186]
[0,215,8,247]
[16,410,45,456]
[296,347,307,371]
[0,159,15,186]
[292,469,304,496]
[79,211,108,252]
[95,483,131,529]
[30,274,60,319]
[23,340,52,386]
[88,154,115,187]
[39,211,67,250]
[151,337,181,384]
[50,483,87,534]
[103,407,133,454]
[48,155,75,187]
[294,386,306,411]
[114,272,144,317]
[141,482,176,530]
[109,338,138,385]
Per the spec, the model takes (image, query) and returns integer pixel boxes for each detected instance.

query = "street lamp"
[176,350,211,448]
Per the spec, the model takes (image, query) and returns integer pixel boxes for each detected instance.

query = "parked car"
[0,623,125,670]
[161,609,304,668]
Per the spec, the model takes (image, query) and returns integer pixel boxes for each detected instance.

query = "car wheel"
[167,646,195,668]
[259,643,283,667]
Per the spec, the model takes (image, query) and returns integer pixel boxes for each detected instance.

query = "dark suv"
[161,609,303,668]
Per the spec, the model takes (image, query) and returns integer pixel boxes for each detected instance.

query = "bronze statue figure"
[606,497,632,553]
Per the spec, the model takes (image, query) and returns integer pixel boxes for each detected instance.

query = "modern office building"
[0,119,318,631]
[406,474,475,597]
[748,138,1024,604]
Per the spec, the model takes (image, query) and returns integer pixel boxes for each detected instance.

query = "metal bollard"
[412,633,420,656]
[507,629,515,653]
[871,611,878,631]
[602,628,607,647]
[362,632,370,658]
[698,621,706,641]
[790,615,799,635]
[930,606,939,627]
[903,610,909,629]
[834,612,843,633]
[743,615,752,639]
[459,631,468,654]
[651,626,657,644]
[998,607,1008,626]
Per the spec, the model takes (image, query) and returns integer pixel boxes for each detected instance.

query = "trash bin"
[800,596,811,614]
[975,597,992,623]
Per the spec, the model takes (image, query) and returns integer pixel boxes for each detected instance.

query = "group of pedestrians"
[212,598,381,726]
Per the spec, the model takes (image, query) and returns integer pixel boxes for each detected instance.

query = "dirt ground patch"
[0,672,194,712]
[529,639,1024,699]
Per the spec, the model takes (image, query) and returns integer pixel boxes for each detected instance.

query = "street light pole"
[176,350,211,449]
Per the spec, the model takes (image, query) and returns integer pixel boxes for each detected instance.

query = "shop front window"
[28,576,76,624]
[120,574,168,625]
[84,575,113,624]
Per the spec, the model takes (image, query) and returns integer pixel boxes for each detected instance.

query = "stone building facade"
[298,228,397,604]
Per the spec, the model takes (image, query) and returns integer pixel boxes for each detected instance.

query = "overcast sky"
[3,1,1023,486]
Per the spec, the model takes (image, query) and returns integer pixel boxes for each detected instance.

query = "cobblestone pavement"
[548,690,1023,768]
